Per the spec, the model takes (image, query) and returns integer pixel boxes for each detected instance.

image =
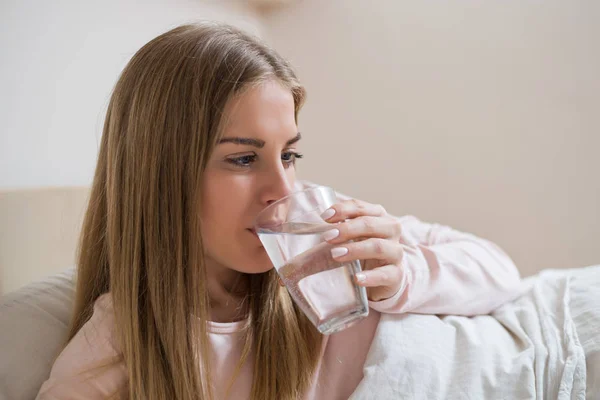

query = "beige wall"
[262,1,600,276]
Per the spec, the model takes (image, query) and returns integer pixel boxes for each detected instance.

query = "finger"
[357,264,406,302]
[330,238,403,265]
[278,277,285,287]
[321,198,386,223]
[321,216,401,244]
[355,264,403,288]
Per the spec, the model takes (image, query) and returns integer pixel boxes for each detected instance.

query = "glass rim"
[253,185,334,229]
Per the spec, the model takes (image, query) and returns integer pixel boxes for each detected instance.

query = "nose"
[260,164,294,206]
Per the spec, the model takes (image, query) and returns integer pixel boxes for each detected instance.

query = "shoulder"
[37,293,127,398]
[74,293,119,349]
[58,292,121,371]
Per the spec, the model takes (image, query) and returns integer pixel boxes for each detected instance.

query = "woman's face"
[201,80,301,275]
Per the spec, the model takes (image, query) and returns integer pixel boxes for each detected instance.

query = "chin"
[206,243,273,274]
[245,259,275,274]
[240,250,275,274]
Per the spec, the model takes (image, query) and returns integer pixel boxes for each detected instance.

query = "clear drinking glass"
[254,185,369,335]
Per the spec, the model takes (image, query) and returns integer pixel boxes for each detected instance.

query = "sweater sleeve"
[36,293,128,399]
[369,215,525,316]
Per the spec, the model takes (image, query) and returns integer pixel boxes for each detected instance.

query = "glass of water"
[254,185,369,335]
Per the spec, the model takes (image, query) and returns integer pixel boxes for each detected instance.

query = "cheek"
[199,171,260,266]
[198,165,297,273]
[201,172,251,230]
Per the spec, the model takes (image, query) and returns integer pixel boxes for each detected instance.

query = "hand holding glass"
[254,186,369,335]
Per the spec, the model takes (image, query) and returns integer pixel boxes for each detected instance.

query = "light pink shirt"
[36,216,522,399]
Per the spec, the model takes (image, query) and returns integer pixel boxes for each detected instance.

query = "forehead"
[221,80,297,136]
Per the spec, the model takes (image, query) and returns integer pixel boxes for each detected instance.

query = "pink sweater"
[36,216,523,399]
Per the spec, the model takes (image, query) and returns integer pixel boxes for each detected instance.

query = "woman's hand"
[320,199,405,302]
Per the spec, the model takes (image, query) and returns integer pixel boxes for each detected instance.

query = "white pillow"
[0,268,75,400]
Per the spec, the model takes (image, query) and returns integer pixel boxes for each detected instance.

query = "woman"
[36,22,523,399]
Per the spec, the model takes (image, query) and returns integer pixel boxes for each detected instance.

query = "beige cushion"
[0,268,75,400]
[0,187,89,295]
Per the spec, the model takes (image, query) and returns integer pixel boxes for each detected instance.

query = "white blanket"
[350,266,600,399]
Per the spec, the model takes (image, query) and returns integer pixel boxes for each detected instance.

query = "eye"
[226,154,257,168]
[282,151,304,167]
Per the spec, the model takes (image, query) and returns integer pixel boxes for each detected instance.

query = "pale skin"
[201,80,405,322]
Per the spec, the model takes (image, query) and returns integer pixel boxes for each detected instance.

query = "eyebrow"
[218,132,302,148]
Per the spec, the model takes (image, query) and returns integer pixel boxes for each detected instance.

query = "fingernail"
[355,273,366,282]
[322,229,339,241]
[331,247,348,258]
[321,208,336,220]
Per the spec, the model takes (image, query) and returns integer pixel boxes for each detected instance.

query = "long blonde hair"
[69,22,322,399]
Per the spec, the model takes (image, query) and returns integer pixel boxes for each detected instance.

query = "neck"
[205,259,249,323]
